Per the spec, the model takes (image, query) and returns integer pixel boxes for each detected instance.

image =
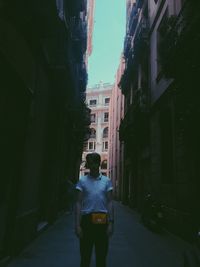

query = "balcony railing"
[132,88,147,112]
[119,69,130,95]
[70,17,87,42]
[78,62,88,92]
[119,94,148,143]
[136,0,145,9]
[128,4,139,36]
[134,17,149,53]
[124,35,132,58]
[119,104,135,142]
[103,133,108,138]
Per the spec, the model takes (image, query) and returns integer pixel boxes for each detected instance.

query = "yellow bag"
[91,213,107,224]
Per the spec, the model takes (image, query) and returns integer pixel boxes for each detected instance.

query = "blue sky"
[87,0,126,87]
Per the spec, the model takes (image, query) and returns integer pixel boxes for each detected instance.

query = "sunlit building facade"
[80,82,113,177]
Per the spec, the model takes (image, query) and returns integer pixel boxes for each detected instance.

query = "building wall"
[119,0,151,208]
[0,0,89,258]
[109,56,125,199]
[119,0,200,241]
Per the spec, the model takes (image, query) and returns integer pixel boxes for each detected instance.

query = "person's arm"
[75,189,83,238]
[107,190,114,237]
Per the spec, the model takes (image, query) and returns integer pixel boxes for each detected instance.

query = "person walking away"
[75,152,114,267]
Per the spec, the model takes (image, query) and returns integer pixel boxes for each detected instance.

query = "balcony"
[119,104,135,142]
[65,0,87,16]
[70,17,87,42]
[119,69,130,95]
[133,17,149,55]
[124,35,132,58]
[128,4,139,36]
[78,62,88,92]
[120,51,138,95]
[132,88,148,112]
[135,0,145,9]
[119,87,148,142]
[70,16,87,61]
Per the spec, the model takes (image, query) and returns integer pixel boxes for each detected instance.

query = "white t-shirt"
[76,174,113,215]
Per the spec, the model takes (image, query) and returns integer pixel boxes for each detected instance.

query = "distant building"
[80,82,113,177]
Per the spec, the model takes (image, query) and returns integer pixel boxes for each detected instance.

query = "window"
[90,128,96,139]
[88,141,96,151]
[103,127,109,138]
[90,113,96,123]
[102,141,108,151]
[104,112,109,122]
[104,98,110,105]
[154,0,158,3]
[89,99,97,106]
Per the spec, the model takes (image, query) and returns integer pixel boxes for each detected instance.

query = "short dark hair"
[86,153,101,164]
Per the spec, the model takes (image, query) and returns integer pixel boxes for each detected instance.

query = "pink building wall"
[109,56,125,199]
[86,0,95,65]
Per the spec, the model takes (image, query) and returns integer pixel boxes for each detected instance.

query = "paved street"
[6,202,191,267]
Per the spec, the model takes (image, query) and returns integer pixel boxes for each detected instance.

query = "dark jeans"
[80,214,109,267]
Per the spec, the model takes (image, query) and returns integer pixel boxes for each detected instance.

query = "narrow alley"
[1,0,200,266]
[5,202,191,267]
